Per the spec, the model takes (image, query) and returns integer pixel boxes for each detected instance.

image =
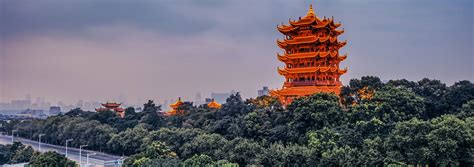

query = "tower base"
[270,85,341,105]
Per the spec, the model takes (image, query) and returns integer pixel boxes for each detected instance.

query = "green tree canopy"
[28,151,76,167]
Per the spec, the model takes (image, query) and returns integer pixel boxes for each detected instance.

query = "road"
[0,135,124,167]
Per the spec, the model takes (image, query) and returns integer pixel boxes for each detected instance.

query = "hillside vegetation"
[1,76,472,166]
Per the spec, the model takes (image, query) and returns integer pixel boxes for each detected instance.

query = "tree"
[147,128,205,156]
[143,100,161,113]
[260,143,316,165]
[140,158,182,167]
[358,137,384,165]
[354,117,388,139]
[132,157,152,166]
[219,93,250,117]
[28,151,76,167]
[349,76,384,91]
[308,127,340,155]
[384,118,432,165]
[181,133,228,160]
[140,100,164,128]
[342,76,384,105]
[287,93,345,141]
[48,117,116,151]
[107,125,149,155]
[216,160,239,167]
[10,145,35,164]
[224,138,264,165]
[0,144,11,164]
[426,115,473,166]
[143,141,177,159]
[458,100,474,118]
[444,80,474,113]
[64,108,93,117]
[246,95,283,111]
[352,86,425,123]
[414,78,448,119]
[183,154,215,166]
[87,110,121,128]
[117,107,140,130]
[0,142,36,165]
[320,145,359,166]
[243,111,272,140]
[386,79,418,90]
[125,141,177,167]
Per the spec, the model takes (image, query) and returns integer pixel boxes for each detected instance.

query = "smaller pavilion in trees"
[95,102,125,118]
[165,98,184,116]
[207,99,222,109]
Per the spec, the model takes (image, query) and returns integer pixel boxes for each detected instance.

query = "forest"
[0,76,473,166]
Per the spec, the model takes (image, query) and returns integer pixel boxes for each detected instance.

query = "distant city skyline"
[0,90,237,111]
[1,0,473,104]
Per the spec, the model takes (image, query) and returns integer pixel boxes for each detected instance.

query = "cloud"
[2,24,282,104]
[1,0,473,104]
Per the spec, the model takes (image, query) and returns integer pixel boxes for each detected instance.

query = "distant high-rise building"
[26,94,32,103]
[49,106,61,115]
[211,92,231,104]
[135,107,142,113]
[20,108,46,118]
[11,100,30,110]
[258,86,270,97]
[195,92,204,106]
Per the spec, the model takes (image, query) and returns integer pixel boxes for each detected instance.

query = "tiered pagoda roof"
[207,99,222,109]
[169,97,183,109]
[277,67,347,75]
[276,36,345,48]
[277,52,347,62]
[277,5,342,34]
[165,97,184,116]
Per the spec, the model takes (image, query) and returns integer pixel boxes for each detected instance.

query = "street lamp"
[79,145,88,167]
[65,139,73,158]
[38,134,45,152]
[117,157,125,166]
[86,152,96,166]
[11,130,18,143]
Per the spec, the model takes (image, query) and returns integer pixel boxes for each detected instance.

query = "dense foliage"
[1,77,472,166]
[0,142,36,164]
[0,142,76,166]
[27,151,76,167]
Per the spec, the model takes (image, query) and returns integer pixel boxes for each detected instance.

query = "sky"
[1,0,473,105]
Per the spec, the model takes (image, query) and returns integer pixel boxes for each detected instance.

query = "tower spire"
[307,4,315,16]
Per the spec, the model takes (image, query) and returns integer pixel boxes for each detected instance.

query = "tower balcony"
[284,81,340,87]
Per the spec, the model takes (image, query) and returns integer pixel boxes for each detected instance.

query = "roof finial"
[307,4,315,16]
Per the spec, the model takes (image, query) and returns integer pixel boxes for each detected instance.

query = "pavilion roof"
[101,102,121,108]
[277,4,342,34]
[207,99,222,109]
[169,97,184,109]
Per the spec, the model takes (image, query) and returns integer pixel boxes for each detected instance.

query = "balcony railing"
[284,81,339,87]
